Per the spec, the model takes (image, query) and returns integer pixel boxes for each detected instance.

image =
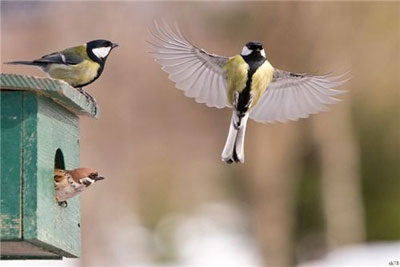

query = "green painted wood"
[0,73,99,119]
[21,92,39,241]
[0,74,93,258]
[1,92,81,258]
[0,92,23,240]
[34,94,80,257]
[19,92,81,258]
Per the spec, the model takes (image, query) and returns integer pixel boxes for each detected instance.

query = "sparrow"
[54,168,105,207]
[148,21,347,164]
[5,39,119,101]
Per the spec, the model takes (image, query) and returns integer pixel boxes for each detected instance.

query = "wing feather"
[36,49,84,65]
[250,69,347,123]
[197,70,216,104]
[148,21,229,109]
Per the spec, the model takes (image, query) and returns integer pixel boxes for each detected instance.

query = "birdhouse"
[0,73,99,259]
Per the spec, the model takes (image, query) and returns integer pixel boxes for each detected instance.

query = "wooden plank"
[1,241,61,259]
[21,92,39,241]
[1,76,84,258]
[19,92,80,257]
[0,91,23,240]
[35,95,81,257]
[0,73,99,119]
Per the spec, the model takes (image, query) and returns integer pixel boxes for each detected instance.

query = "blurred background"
[1,1,399,267]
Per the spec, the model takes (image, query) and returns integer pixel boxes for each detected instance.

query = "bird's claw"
[78,87,98,115]
[58,201,68,208]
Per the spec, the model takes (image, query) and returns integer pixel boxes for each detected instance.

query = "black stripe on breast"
[235,54,266,115]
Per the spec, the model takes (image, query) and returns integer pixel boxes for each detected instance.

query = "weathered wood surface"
[0,73,99,119]
[0,92,23,240]
[1,241,61,259]
[35,95,81,257]
[1,78,84,258]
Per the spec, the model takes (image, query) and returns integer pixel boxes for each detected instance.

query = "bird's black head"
[241,41,266,58]
[86,39,119,63]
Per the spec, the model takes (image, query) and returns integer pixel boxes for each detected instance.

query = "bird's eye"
[105,42,111,47]
[89,173,98,179]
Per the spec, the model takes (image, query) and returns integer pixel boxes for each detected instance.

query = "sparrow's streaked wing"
[148,21,229,109]
[249,69,347,123]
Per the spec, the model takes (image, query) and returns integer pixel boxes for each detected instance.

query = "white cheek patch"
[241,46,252,56]
[260,49,266,58]
[80,177,95,186]
[92,47,111,59]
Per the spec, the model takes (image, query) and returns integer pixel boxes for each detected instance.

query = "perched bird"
[5,39,119,99]
[54,168,105,207]
[148,21,347,164]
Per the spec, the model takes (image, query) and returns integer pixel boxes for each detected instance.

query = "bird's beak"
[94,175,105,181]
[111,43,119,49]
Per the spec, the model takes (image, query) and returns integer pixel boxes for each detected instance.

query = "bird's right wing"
[249,69,348,123]
[148,21,229,109]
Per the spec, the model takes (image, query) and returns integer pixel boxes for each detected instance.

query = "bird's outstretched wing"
[148,21,229,109]
[249,69,348,123]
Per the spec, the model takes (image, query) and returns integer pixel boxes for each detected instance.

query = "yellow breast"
[47,60,100,87]
[250,60,274,108]
[224,55,249,106]
[223,55,274,108]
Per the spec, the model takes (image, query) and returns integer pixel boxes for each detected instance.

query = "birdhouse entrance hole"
[55,149,65,170]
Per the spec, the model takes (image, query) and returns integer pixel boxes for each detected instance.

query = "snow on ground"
[299,242,400,267]
[1,202,399,267]
[0,258,77,267]
[174,203,263,267]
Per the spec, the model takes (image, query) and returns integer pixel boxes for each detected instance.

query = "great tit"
[148,21,347,164]
[6,39,119,96]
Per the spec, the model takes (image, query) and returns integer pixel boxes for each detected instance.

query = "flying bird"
[148,21,347,164]
[6,39,118,101]
[54,168,105,207]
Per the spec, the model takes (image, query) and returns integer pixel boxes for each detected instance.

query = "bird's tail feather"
[221,112,249,164]
[4,61,39,66]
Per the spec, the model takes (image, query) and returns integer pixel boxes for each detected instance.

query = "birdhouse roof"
[0,73,99,119]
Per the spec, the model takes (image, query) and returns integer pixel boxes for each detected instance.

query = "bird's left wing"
[36,49,84,65]
[148,21,229,109]
[249,69,347,123]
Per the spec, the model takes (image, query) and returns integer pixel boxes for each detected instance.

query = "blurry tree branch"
[311,102,365,249]
[245,123,302,267]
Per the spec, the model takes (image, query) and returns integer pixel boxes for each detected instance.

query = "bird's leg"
[77,87,97,115]
[233,91,239,109]
[58,201,68,208]
[232,92,241,129]
[56,195,68,208]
